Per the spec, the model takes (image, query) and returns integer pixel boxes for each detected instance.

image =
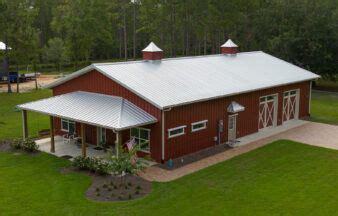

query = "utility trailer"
[3,72,41,83]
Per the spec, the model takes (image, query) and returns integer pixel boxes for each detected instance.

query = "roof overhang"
[227,101,245,113]
[17,91,157,131]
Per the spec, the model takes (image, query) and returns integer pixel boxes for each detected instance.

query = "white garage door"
[259,94,278,130]
[282,90,299,122]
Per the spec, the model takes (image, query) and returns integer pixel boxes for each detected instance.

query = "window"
[260,94,276,103]
[228,117,235,130]
[168,126,186,138]
[130,128,150,152]
[290,90,297,95]
[61,118,75,134]
[191,120,208,132]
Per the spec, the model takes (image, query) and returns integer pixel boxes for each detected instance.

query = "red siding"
[164,81,311,160]
[52,70,163,162]
[142,51,163,60]
[221,47,238,54]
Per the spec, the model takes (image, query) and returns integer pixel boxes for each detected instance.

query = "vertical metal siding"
[164,81,311,160]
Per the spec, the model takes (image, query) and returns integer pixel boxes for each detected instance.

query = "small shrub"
[72,156,90,170]
[111,193,115,197]
[95,160,111,175]
[102,184,108,188]
[88,157,98,172]
[127,182,132,187]
[124,185,128,189]
[21,138,39,152]
[96,187,100,192]
[118,196,122,200]
[110,181,114,186]
[71,156,110,175]
[96,193,100,197]
[113,185,117,189]
[135,190,139,195]
[11,139,22,150]
[128,194,132,199]
[136,185,142,190]
[108,187,112,191]
[10,138,39,152]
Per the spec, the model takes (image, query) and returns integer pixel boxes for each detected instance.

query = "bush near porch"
[2,140,338,215]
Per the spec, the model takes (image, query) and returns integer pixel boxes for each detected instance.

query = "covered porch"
[17,91,157,158]
[36,136,107,158]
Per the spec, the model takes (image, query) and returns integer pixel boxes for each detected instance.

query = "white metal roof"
[17,91,157,131]
[46,51,319,109]
[227,101,245,113]
[221,39,238,48]
[142,42,163,52]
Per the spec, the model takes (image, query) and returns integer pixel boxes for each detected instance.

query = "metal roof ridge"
[92,51,264,66]
[76,90,123,100]
[117,98,125,129]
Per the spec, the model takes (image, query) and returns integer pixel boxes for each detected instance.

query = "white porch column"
[115,131,122,158]
[50,116,55,153]
[81,123,86,157]
[22,110,28,140]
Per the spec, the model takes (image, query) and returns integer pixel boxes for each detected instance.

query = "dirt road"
[0,75,59,93]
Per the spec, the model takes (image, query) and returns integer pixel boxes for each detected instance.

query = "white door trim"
[282,89,300,123]
[228,114,237,141]
[258,93,278,130]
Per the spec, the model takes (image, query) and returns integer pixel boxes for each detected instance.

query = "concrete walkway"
[139,121,338,182]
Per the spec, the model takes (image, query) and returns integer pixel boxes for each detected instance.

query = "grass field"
[1,140,338,215]
[311,91,338,125]
[0,89,337,141]
[0,90,52,140]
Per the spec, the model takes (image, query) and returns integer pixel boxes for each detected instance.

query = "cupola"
[221,39,239,55]
[142,42,163,61]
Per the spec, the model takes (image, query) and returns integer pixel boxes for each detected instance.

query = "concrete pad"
[35,136,106,158]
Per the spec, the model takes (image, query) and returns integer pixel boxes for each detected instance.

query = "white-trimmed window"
[191,120,208,132]
[61,118,76,134]
[130,127,150,152]
[168,126,186,138]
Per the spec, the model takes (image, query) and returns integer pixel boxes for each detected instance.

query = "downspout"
[162,107,172,163]
[161,110,165,163]
[309,81,312,116]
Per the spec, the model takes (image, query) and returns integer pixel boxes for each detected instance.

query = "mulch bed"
[158,143,231,170]
[0,140,11,152]
[61,167,152,202]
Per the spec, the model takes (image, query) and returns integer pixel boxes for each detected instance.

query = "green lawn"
[0,90,52,140]
[311,91,338,125]
[1,140,338,215]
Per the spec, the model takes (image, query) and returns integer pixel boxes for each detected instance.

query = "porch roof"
[17,91,157,131]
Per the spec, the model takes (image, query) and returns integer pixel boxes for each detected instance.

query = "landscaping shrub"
[10,138,39,152]
[21,139,39,152]
[71,156,111,175]
[72,156,90,170]
[10,139,22,150]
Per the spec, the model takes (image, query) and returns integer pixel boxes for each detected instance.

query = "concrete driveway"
[271,121,338,150]
[140,121,338,182]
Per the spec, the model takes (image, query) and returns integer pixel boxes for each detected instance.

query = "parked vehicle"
[7,72,40,83]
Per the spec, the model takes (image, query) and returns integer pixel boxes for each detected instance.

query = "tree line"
[0,0,337,79]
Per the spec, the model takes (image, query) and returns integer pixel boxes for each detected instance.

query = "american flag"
[126,137,136,151]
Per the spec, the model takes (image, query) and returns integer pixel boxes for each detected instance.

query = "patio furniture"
[63,133,79,145]
[62,134,71,144]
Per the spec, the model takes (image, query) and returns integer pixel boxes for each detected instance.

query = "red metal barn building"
[18,40,319,163]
